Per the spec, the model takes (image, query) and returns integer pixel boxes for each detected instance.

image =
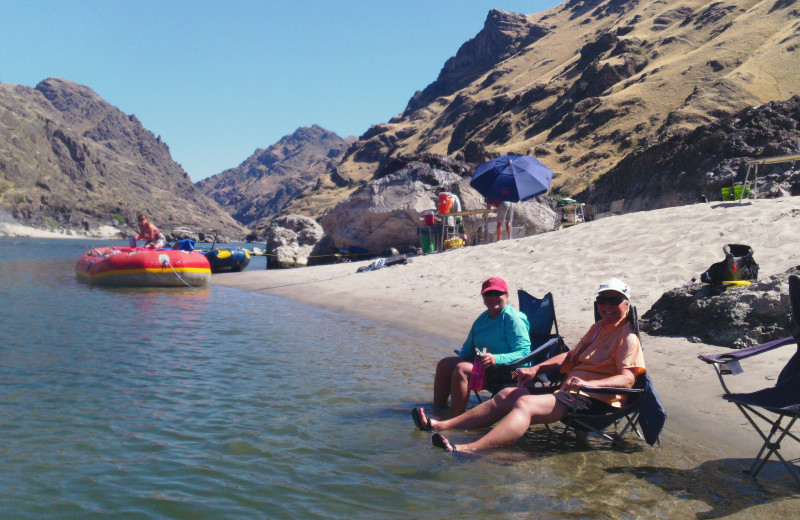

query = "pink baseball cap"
[481,277,509,294]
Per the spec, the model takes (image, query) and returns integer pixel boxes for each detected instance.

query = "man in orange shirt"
[412,278,645,452]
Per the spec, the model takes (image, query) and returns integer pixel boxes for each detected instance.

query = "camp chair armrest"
[578,385,644,395]
[698,336,796,365]
[495,337,561,370]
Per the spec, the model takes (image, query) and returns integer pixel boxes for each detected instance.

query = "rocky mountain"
[195,125,355,229]
[0,78,246,238]
[283,0,800,217]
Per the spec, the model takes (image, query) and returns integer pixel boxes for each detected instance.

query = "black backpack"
[700,244,759,285]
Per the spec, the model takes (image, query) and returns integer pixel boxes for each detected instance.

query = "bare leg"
[496,221,502,241]
[505,221,511,240]
[432,386,528,431]
[455,393,568,452]
[448,362,473,416]
[433,356,472,410]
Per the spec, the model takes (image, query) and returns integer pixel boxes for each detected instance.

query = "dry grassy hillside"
[286,0,800,216]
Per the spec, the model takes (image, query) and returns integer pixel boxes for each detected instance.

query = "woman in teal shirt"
[430,277,530,417]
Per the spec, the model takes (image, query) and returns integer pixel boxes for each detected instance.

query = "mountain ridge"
[284,0,800,217]
[0,78,246,237]
[195,125,355,229]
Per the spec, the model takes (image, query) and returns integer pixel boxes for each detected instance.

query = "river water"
[1,237,797,519]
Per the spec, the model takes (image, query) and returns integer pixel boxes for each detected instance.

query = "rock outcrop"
[319,154,556,253]
[265,214,328,269]
[578,96,800,213]
[641,267,800,348]
[0,78,246,238]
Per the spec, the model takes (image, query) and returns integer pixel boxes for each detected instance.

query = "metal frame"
[699,341,800,486]
[740,153,800,203]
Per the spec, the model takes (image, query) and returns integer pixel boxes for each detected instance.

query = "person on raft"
[133,213,166,249]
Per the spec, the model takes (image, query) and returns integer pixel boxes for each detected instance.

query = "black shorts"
[554,392,614,414]
[484,365,516,386]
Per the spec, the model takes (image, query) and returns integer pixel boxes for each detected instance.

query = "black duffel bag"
[700,244,759,285]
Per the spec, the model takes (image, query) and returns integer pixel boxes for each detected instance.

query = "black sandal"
[411,407,432,431]
[432,433,457,452]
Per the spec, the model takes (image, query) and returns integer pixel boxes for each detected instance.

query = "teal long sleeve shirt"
[459,304,531,365]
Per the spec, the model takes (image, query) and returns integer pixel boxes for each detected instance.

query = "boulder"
[640,267,800,348]
[265,214,325,268]
[319,156,556,253]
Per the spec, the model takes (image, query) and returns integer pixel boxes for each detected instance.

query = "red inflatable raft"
[75,246,211,287]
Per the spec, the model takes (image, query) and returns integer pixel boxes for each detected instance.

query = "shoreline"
[0,220,124,240]
[212,197,800,460]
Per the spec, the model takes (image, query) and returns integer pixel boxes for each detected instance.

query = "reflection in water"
[607,458,800,518]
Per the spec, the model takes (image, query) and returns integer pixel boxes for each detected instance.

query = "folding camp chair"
[475,290,568,402]
[551,304,665,447]
[698,274,800,486]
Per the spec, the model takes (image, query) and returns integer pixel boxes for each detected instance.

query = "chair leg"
[746,416,800,487]
[735,405,800,487]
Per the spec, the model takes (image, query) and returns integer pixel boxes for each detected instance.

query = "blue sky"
[1,1,560,181]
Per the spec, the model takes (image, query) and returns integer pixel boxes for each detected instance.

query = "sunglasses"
[482,290,506,298]
[138,217,146,221]
[596,296,625,305]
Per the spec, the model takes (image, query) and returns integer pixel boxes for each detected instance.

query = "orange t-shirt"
[559,318,645,406]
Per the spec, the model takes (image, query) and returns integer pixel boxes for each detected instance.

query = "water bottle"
[468,348,486,391]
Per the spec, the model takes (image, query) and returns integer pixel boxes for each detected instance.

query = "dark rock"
[578,95,800,211]
[377,153,472,178]
[641,267,800,348]
[330,168,354,187]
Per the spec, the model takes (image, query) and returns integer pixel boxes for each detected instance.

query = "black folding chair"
[698,274,800,486]
[554,304,665,447]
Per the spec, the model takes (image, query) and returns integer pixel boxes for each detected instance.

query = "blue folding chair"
[478,290,568,401]
[699,274,800,486]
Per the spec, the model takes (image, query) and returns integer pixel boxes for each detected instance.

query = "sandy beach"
[213,197,800,463]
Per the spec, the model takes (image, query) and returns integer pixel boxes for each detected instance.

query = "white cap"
[596,278,631,300]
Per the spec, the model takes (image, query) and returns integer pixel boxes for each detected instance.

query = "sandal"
[411,407,432,431]
[432,433,457,452]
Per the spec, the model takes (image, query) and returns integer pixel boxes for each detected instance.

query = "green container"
[733,185,750,199]
[420,234,435,254]
[721,187,733,201]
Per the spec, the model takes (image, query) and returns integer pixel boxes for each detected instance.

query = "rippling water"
[1,238,797,519]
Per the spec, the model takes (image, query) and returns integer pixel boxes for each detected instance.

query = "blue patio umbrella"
[470,155,553,202]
